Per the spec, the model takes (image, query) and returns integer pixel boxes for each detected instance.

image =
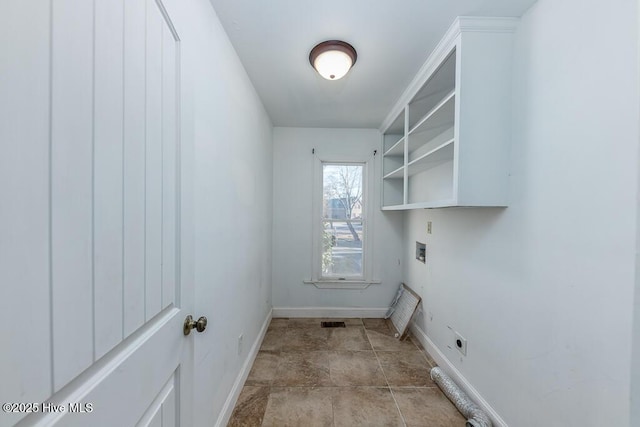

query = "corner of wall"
[410,321,508,427]
[215,309,272,427]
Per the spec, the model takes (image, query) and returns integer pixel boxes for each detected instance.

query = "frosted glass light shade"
[313,50,352,80]
[309,40,357,81]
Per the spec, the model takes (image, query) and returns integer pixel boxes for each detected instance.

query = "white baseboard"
[410,322,508,427]
[272,307,388,318]
[215,308,272,427]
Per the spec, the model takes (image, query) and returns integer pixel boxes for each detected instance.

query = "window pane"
[322,220,363,277]
[323,165,363,220]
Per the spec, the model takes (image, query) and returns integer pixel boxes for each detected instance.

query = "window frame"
[309,155,375,287]
[320,162,366,281]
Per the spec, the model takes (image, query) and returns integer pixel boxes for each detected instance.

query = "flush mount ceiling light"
[309,40,357,80]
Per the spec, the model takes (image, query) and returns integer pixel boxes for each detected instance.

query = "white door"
[0,0,196,426]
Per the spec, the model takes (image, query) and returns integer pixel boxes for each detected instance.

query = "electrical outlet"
[238,334,244,356]
[454,332,467,356]
[427,221,432,234]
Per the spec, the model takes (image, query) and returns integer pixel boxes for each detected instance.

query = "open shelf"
[408,127,453,163]
[382,174,404,207]
[383,154,403,176]
[407,139,454,176]
[408,51,456,130]
[380,17,515,209]
[410,90,455,135]
[384,136,405,157]
[408,91,455,154]
[382,109,406,207]
[408,157,453,204]
[383,166,405,180]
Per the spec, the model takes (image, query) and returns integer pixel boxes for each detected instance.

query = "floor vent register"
[320,321,346,328]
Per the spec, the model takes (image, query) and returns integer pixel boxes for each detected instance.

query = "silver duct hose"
[430,367,492,427]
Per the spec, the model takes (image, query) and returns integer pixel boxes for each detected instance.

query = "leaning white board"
[389,283,421,340]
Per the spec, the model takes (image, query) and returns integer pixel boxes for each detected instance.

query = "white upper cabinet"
[381,17,518,209]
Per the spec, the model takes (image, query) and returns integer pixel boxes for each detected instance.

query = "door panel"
[136,370,178,427]
[145,0,164,322]
[94,0,125,360]
[0,0,191,426]
[123,0,149,338]
[32,309,183,427]
[161,23,179,311]
[0,2,52,426]
[50,0,95,391]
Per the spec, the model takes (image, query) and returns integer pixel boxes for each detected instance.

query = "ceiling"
[209,0,536,129]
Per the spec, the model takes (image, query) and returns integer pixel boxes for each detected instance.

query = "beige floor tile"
[366,329,418,351]
[281,327,330,351]
[407,334,438,367]
[273,351,333,386]
[329,351,387,386]
[392,387,466,427]
[408,334,425,351]
[288,318,323,328]
[245,351,280,386]
[362,318,392,331]
[260,329,283,351]
[268,318,289,330]
[227,386,269,427]
[332,387,404,427]
[377,351,434,387]
[262,387,333,427]
[230,318,467,427]
[327,327,372,351]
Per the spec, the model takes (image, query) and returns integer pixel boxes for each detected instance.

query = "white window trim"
[307,154,377,288]
[302,279,382,290]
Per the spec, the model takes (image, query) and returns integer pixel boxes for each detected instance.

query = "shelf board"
[383,166,404,180]
[407,139,454,176]
[381,199,457,210]
[380,204,407,211]
[408,90,455,137]
[405,200,457,209]
[383,198,510,210]
[383,137,405,157]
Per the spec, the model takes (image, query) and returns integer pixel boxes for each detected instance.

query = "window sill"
[303,280,382,289]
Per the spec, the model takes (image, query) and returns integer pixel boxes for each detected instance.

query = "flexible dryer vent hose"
[430,367,492,427]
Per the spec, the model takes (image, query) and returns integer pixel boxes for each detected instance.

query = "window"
[321,163,365,279]
[306,154,378,289]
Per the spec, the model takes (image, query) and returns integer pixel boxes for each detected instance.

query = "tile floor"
[227,318,466,426]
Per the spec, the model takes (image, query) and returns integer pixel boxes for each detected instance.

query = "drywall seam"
[215,308,272,427]
[410,322,508,427]
[272,307,388,318]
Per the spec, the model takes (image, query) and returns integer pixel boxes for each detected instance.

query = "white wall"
[176,1,273,424]
[405,1,639,426]
[634,167,640,425]
[272,127,404,313]
[632,5,640,423]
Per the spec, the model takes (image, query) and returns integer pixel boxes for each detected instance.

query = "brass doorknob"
[183,315,207,335]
